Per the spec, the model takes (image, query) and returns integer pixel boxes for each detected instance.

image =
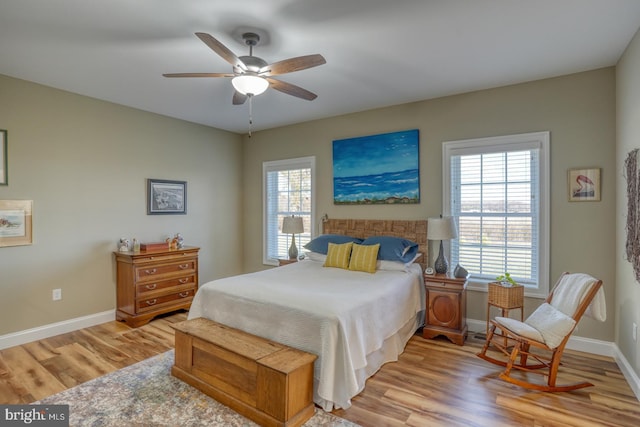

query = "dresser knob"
[145,299,157,306]
[145,284,157,290]
[178,264,189,270]
[144,268,157,274]
[179,292,190,298]
[178,278,189,284]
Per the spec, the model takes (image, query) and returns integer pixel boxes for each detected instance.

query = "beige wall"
[617,28,640,377]
[242,68,616,342]
[0,66,620,347]
[0,74,244,335]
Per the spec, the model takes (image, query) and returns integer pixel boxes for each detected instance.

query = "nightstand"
[422,274,468,345]
[278,258,298,266]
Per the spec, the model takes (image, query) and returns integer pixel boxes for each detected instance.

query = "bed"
[188,219,428,411]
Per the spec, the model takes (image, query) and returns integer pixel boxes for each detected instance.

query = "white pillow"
[525,302,576,349]
[377,253,423,272]
[377,260,406,271]
[305,251,326,263]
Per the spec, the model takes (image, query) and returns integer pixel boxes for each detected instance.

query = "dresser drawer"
[135,259,196,281]
[132,250,196,263]
[137,288,195,312]
[136,275,196,296]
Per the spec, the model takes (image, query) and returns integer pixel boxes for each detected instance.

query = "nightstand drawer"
[424,279,464,290]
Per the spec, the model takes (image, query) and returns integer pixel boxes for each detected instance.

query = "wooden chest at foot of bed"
[171,317,317,427]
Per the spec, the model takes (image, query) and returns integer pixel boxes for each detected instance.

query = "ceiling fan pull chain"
[248,94,253,138]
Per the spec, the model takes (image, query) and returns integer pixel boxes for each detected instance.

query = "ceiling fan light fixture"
[232,74,269,96]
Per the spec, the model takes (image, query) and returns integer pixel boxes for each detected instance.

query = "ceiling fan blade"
[195,32,247,71]
[266,78,318,101]
[232,91,247,105]
[260,54,326,76]
[163,73,234,78]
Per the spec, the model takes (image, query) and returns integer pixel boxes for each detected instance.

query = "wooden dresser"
[114,246,199,327]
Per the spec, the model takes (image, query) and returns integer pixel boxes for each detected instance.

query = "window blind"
[450,149,539,286]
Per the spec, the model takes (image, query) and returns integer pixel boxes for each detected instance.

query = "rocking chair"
[477,272,605,392]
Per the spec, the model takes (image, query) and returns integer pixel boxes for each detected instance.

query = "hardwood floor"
[1,312,639,426]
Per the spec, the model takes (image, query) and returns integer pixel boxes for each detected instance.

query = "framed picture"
[0,200,33,247]
[568,168,601,202]
[1,129,7,185]
[147,179,187,215]
[332,129,420,204]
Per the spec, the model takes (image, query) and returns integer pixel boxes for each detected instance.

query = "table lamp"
[282,215,304,260]
[427,216,458,274]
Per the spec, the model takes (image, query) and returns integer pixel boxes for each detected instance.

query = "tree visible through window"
[263,157,315,265]
[443,132,549,296]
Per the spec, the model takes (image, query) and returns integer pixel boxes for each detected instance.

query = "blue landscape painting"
[333,129,420,204]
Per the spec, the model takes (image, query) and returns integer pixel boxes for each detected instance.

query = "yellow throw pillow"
[324,242,353,269]
[349,243,380,273]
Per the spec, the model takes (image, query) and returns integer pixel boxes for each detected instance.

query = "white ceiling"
[1,0,640,134]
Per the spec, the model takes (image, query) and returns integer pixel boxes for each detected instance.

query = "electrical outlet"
[633,322,637,342]
[52,288,62,301]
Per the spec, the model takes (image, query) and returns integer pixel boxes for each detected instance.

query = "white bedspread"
[188,259,425,411]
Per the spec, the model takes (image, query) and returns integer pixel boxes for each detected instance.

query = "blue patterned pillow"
[361,236,419,263]
[303,234,363,255]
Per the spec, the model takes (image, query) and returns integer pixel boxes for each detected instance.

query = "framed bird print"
[568,168,601,202]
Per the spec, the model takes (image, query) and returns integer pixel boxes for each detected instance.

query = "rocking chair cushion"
[495,317,544,343]
[525,302,576,349]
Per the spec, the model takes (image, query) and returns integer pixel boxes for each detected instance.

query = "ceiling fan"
[163,32,326,105]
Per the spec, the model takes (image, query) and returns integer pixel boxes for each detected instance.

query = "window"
[443,132,549,297]
[263,156,315,265]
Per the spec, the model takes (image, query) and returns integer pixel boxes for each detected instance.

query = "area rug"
[35,350,360,427]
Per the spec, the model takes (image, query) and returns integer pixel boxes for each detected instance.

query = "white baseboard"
[467,318,640,400]
[0,310,115,350]
[613,345,640,400]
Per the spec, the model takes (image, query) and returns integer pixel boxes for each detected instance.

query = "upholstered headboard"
[322,219,428,272]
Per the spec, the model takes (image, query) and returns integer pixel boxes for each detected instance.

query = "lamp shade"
[427,216,458,240]
[232,74,269,96]
[282,216,304,234]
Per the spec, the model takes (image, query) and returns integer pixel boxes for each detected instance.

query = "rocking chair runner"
[477,272,605,392]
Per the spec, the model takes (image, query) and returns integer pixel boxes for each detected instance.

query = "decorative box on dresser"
[422,274,468,345]
[114,246,199,327]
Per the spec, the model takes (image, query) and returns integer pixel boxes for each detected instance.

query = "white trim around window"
[263,156,316,266]
[443,132,550,298]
